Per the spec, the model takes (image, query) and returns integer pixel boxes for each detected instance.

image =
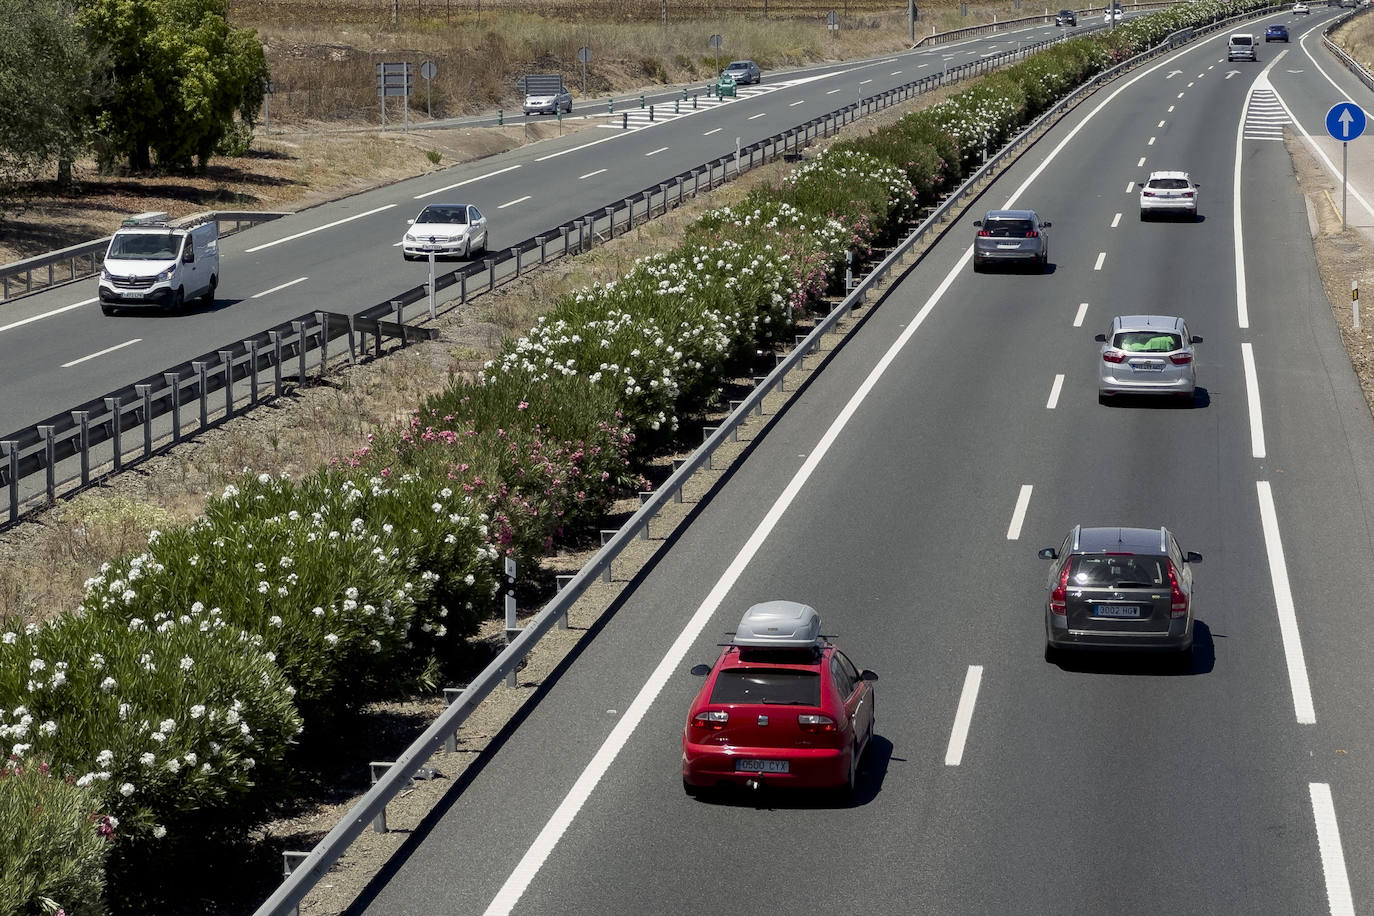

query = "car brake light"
[1050,564,1071,616]
[977,229,992,237]
[1103,351,1127,363]
[1142,190,1156,197]
[1170,353,1193,365]
[1025,230,1039,238]
[692,710,728,730]
[1167,562,1188,618]
[797,714,837,733]
[1182,191,1195,198]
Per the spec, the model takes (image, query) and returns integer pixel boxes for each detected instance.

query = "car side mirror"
[407,218,416,225]
[689,663,711,676]
[1190,335,1203,344]
[1041,220,1052,228]
[860,669,879,681]
[1094,333,1108,342]
[972,219,983,227]
[1038,547,1058,560]
[1185,551,1203,563]
[1193,183,1201,188]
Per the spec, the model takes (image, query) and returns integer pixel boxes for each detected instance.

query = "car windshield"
[416,206,467,225]
[983,219,1035,236]
[727,62,751,69]
[108,232,180,260]
[1149,178,1191,189]
[709,669,820,706]
[1068,555,1166,587]
[1114,331,1182,352]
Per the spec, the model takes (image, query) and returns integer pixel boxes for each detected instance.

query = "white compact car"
[1292,2,1309,12]
[401,203,488,260]
[1140,170,1200,220]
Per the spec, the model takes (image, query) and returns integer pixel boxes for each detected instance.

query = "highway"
[0,15,1107,437]
[343,8,1374,915]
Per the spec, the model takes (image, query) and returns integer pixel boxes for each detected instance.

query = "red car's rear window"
[709,670,821,706]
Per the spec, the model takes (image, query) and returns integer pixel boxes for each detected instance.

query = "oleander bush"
[0,760,109,916]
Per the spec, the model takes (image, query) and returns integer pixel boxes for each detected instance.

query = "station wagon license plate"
[1130,361,1165,372]
[1094,605,1142,618]
[735,759,789,773]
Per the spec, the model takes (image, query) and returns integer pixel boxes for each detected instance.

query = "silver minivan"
[1227,32,1257,61]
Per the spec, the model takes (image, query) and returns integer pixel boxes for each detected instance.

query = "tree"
[78,0,268,172]
[0,0,93,195]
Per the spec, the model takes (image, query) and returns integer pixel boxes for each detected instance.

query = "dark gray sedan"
[1039,526,1201,665]
[972,209,1050,272]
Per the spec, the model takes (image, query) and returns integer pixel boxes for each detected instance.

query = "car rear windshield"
[109,232,180,260]
[1148,178,1191,190]
[1114,331,1182,352]
[709,670,821,706]
[417,205,467,224]
[1068,555,1167,587]
[983,219,1035,237]
[1232,36,1252,44]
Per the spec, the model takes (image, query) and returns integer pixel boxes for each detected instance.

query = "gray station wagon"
[1096,314,1202,403]
[972,209,1051,272]
[1039,526,1202,665]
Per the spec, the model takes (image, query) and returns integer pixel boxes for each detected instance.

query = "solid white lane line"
[1073,302,1089,327]
[747,112,768,120]
[62,338,140,368]
[703,127,723,135]
[0,298,95,334]
[1257,481,1317,725]
[1137,156,1147,167]
[578,168,607,180]
[1309,783,1355,915]
[414,164,522,198]
[1234,76,1255,329]
[251,276,308,299]
[1006,485,1033,540]
[1094,252,1106,270]
[1046,374,1065,409]
[1111,213,1122,228]
[945,665,984,766]
[1241,342,1266,458]
[645,146,669,156]
[245,204,396,253]
[497,195,531,209]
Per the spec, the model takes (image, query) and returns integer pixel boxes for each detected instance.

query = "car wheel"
[972,259,984,273]
[682,777,700,798]
[837,745,859,802]
[101,303,117,316]
[1044,642,1063,665]
[462,239,472,259]
[169,288,184,312]
[203,274,217,306]
[1175,645,1194,673]
[1140,209,1149,221]
[1097,391,1111,405]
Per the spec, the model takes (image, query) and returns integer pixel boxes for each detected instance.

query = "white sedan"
[1293,1,1309,11]
[401,203,489,261]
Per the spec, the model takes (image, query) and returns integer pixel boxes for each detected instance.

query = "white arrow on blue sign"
[1326,101,1367,142]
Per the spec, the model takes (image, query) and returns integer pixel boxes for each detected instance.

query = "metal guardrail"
[0,34,1071,531]
[912,0,1178,46]
[1322,5,1374,91]
[250,10,1282,914]
[0,211,290,303]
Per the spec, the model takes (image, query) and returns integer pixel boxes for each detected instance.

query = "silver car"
[1096,315,1201,403]
[401,203,488,260]
[972,209,1051,273]
[721,60,762,85]
[1039,526,1202,665]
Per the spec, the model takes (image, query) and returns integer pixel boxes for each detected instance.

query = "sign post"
[419,60,436,118]
[578,46,591,96]
[710,34,723,78]
[1325,101,1367,230]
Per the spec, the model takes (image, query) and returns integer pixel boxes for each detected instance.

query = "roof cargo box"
[733,601,822,648]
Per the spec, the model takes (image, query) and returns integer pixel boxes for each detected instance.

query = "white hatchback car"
[1140,171,1200,220]
[1293,1,1309,11]
[1096,315,1202,403]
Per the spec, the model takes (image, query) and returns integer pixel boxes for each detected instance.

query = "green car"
[716,73,737,98]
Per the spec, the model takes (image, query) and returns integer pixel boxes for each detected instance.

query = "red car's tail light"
[1102,350,1127,363]
[1049,564,1071,616]
[1170,353,1193,365]
[797,714,837,733]
[691,710,729,730]
[977,229,992,237]
[1167,562,1188,618]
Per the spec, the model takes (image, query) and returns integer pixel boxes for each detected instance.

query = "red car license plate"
[735,759,789,773]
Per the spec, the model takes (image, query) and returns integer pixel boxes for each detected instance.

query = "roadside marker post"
[1325,102,1367,230]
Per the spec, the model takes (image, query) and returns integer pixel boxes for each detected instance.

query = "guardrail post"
[486,258,496,291]
[136,384,153,456]
[269,331,284,396]
[443,686,468,752]
[74,410,90,487]
[625,198,634,231]
[599,530,616,581]
[248,342,260,405]
[555,574,574,628]
[536,235,547,265]
[345,316,357,366]
[368,763,393,833]
[104,397,123,472]
[605,206,615,237]
[194,361,209,430]
[504,556,518,687]
[2,441,16,523]
[512,246,522,278]
[164,373,182,444]
[315,313,330,376]
[560,226,570,258]
[38,426,55,502]
[219,351,235,419]
[281,852,310,916]
[291,321,306,385]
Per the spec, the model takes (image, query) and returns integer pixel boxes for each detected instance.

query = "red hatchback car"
[682,601,877,797]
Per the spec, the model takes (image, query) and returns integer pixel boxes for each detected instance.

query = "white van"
[98,213,219,315]
[1227,33,1257,61]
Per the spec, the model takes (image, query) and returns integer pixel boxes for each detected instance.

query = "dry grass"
[1332,9,1374,70]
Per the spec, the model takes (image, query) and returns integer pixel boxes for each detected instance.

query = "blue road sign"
[1326,102,1367,142]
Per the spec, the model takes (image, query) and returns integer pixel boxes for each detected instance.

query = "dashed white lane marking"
[1073,302,1089,327]
[579,168,607,179]
[1309,783,1355,915]
[1046,374,1064,409]
[1187,80,1195,87]
[1126,181,1135,193]
[703,127,722,135]
[1177,91,1185,98]
[415,164,522,199]
[251,276,308,299]
[1111,213,1122,228]
[62,338,140,368]
[945,666,984,766]
[245,204,396,253]
[1006,484,1033,540]
[1094,252,1106,271]
[747,112,767,120]
[1168,104,1175,112]
[1241,343,1266,457]
[1148,136,1156,145]
[1137,156,1146,167]
[827,87,844,94]
[1257,481,1316,725]
[644,146,669,156]
[0,298,95,335]
[789,99,805,107]
[497,195,531,209]
[859,78,873,84]
[1158,119,1166,127]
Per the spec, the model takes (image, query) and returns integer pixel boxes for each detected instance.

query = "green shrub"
[0,759,109,916]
